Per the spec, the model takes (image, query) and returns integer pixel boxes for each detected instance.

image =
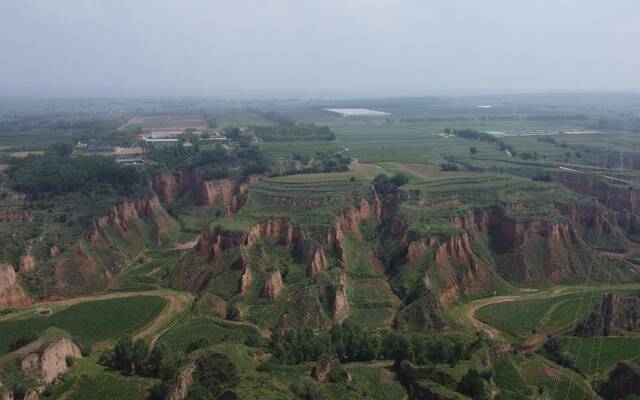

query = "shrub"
[8,332,37,351]
[65,355,75,367]
[290,377,326,400]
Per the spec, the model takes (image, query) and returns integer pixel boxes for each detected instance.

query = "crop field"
[325,363,405,399]
[157,317,261,353]
[559,336,640,375]
[267,163,382,183]
[0,296,166,354]
[519,356,594,400]
[333,125,508,163]
[119,114,207,130]
[493,356,534,400]
[475,289,639,339]
[259,140,344,159]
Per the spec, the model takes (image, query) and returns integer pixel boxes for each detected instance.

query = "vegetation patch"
[0,296,166,355]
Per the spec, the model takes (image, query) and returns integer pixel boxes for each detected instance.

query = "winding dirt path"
[132,291,193,346]
[463,284,640,353]
[464,295,522,338]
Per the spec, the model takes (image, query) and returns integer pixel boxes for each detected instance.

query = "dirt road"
[463,295,522,338]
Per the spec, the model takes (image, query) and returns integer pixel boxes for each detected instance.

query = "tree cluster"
[439,163,460,172]
[250,124,335,142]
[269,323,475,367]
[542,337,577,370]
[100,336,178,379]
[8,155,141,197]
[373,173,409,196]
[149,144,270,179]
[457,368,491,400]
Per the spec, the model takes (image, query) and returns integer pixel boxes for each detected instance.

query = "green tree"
[132,338,150,373]
[113,336,134,373]
[381,332,413,362]
[146,342,168,377]
[49,142,74,157]
[457,368,489,400]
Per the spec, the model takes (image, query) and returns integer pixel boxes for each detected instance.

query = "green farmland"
[0,296,166,355]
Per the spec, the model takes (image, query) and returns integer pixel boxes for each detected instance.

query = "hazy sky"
[1,0,639,97]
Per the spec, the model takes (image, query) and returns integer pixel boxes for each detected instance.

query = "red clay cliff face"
[195,218,330,280]
[488,212,590,284]
[165,361,196,400]
[334,193,382,238]
[576,293,640,336]
[0,263,32,307]
[552,171,640,213]
[306,247,327,278]
[18,255,37,273]
[330,192,382,265]
[401,207,596,304]
[151,174,178,203]
[155,168,259,212]
[95,195,171,244]
[435,233,493,304]
[50,247,104,294]
[331,271,350,323]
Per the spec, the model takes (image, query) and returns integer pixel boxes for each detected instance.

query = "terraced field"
[221,178,372,230]
[399,173,598,239]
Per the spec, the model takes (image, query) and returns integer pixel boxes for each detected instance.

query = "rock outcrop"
[0,263,31,307]
[576,293,640,336]
[18,255,37,273]
[602,361,640,399]
[311,356,351,383]
[49,245,59,258]
[165,361,196,400]
[306,247,327,278]
[23,391,38,400]
[331,271,349,323]
[237,265,253,295]
[260,270,283,299]
[21,337,81,385]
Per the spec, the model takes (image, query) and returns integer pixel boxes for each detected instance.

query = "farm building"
[87,146,116,154]
[143,138,179,143]
[150,130,185,139]
[201,135,227,142]
[35,307,52,316]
